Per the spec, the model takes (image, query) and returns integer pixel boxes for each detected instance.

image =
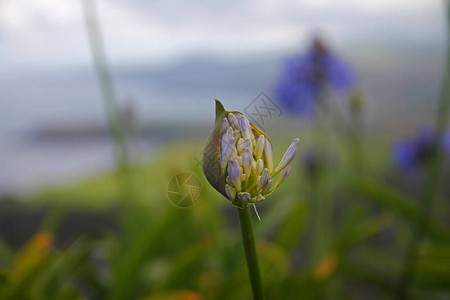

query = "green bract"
[203,100,299,208]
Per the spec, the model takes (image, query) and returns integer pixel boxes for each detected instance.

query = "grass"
[5,129,446,299]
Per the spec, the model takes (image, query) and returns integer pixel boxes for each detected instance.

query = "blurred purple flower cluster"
[394,130,450,170]
[274,37,355,117]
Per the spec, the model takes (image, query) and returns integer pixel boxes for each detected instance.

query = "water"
[0,58,276,194]
[0,48,443,195]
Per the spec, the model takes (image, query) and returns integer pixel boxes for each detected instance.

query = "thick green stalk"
[397,3,450,298]
[238,206,265,300]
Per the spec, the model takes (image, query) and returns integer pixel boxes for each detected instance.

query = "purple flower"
[394,130,450,170]
[274,37,355,117]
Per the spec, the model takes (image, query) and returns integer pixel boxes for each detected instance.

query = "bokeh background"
[1,0,449,299]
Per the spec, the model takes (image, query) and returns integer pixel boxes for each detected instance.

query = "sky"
[0,0,446,69]
[0,0,447,192]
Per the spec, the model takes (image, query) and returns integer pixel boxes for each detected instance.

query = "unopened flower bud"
[274,138,300,174]
[236,138,244,155]
[203,100,300,211]
[243,139,253,153]
[221,127,233,150]
[276,164,291,187]
[262,179,272,193]
[228,113,239,130]
[221,139,236,169]
[242,148,253,177]
[264,141,273,172]
[221,118,229,135]
[255,135,265,160]
[239,115,252,140]
[256,159,264,175]
[227,158,242,191]
[225,184,236,201]
[234,129,241,141]
[258,168,271,190]
[238,192,251,203]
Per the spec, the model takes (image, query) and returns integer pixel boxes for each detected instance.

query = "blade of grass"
[347,176,450,240]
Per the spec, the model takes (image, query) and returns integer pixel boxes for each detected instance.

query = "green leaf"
[202,99,227,198]
[157,238,212,290]
[340,247,400,296]
[336,213,394,252]
[415,242,450,291]
[274,197,309,252]
[107,208,179,300]
[347,176,450,240]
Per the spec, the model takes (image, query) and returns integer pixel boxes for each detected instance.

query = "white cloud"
[0,0,445,68]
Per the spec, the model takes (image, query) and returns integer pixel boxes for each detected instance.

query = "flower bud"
[255,194,265,202]
[227,158,242,191]
[239,115,252,140]
[262,179,272,193]
[276,164,291,187]
[258,168,271,190]
[221,118,229,135]
[203,100,300,211]
[274,138,300,174]
[243,139,253,153]
[234,129,241,141]
[238,192,251,203]
[251,132,257,148]
[242,148,253,178]
[255,135,265,160]
[225,184,236,201]
[228,113,239,130]
[255,159,264,174]
[236,138,244,155]
[234,112,244,123]
[221,127,234,150]
[221,139,236,169]
[263,141,273,172]
[250,161,257,175]
[236,156,243,166]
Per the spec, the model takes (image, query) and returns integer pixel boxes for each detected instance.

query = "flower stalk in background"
[348,90,365,173]
[397,3,450,298]
[301,148,337,182]
[203,100,300,300]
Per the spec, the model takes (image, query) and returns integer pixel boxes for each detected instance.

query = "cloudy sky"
[0,0,446,69]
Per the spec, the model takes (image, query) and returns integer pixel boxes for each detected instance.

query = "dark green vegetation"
[0,132,449,299]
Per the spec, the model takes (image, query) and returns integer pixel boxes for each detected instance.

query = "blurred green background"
[1,0,450,299]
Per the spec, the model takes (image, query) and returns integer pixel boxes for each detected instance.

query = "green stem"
[238,206,265,300]
[349,97,364,174]
[397,3,450,298]
[312,92,334,263]
[310,178,326,263]
[81,0,137,237]
[81,0,129,171]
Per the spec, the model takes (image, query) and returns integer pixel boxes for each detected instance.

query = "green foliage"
[1,133,449,299]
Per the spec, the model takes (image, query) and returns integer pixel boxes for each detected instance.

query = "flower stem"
[81,0,137,236]
[397,3,450,298]
[238,206,265,300]
[349,94,364,174]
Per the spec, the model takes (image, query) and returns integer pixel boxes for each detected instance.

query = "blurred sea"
[0,45,444,194]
